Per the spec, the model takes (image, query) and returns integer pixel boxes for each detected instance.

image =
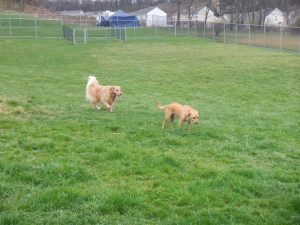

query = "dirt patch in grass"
[0,95,31,120]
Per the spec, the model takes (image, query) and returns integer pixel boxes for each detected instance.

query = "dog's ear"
[110,87,115,94]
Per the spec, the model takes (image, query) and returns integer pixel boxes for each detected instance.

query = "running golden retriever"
[86,76,122,112]
[156,102,199,131]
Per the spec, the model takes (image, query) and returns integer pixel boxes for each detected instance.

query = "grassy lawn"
[0,36,299,224]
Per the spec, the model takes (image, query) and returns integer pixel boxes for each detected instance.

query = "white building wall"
[265,8,284,26]
[146,8,167,27]
[197,6,219,22]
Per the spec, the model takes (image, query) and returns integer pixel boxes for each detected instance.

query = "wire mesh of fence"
[0,16,299,52]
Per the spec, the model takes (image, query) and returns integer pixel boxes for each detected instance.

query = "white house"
[220,14,230,23]
[132,7,167,27]
[220,8,286,26]
[95,10,115,25]
[264,8,284,26]
[61,10,84,16]
[196,6,220,23]
[220,13,251,24]
[90,11,105,18]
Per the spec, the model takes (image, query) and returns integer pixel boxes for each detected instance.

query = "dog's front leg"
[178,119,184,129]
[102,102,113,112]
[187,121,191,131]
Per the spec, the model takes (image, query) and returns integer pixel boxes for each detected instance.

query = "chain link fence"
[0,15,299,52]
[62,25,126,44]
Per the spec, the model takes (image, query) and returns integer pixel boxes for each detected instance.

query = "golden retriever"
[156,102,199,131]
[86,76,122,112]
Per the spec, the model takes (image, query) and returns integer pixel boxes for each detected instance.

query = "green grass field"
[0,36,299,224]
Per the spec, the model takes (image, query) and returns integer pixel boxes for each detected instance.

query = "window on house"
[275,16,277,21]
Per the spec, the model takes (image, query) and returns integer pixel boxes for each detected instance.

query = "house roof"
[90,11,106,15]
[131,7,166,16]
[61,10,84,15]
[158,3,177,15]
[196,6,208,13]
[131,7,157,15]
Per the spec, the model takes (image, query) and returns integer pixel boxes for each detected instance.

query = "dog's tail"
[87,76,98,85]
[156,102,165,110]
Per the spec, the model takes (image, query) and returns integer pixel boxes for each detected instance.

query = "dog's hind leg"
[170,114,176,128]
[162,114,171,129]
[92,101,101,110]
[94,104,101,110]
[162,118,168,129]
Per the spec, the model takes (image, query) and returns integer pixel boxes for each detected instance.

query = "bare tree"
[183,0,200,27]
[177,0,181,25]
[16,0,28,12]
[184,0,194,21]
[279,0,300,25]
[245,0,259,24]
[203,0,212,24]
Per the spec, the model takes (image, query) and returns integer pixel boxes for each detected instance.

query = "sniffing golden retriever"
[86,76,122,112]
[156,102,199,131]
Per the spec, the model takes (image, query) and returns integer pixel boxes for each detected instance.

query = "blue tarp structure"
[99,10,140,27]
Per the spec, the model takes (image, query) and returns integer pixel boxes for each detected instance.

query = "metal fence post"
[9,18,11,36]
[73,29,75,44]
[175,19,176,37]
[125,27,127,42]
[157,16,158,37]
[223,23,225,43]
[133,22,136,37]
[156,16,158,37]
[249,24,250,46]
[236,23,237,44]
[105,29,107,43]
[280,25,282,51]
[213,22,214,41]
[264,25,266,48]
[35,19,37,37]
